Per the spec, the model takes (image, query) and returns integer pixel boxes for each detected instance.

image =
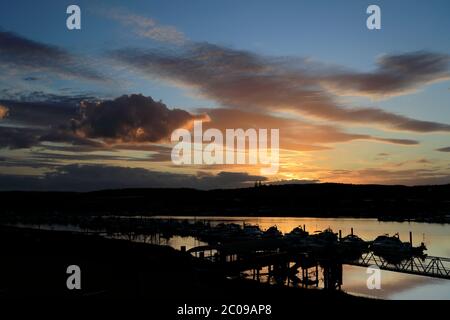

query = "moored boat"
[242,224,263,238]
[312,228,338,244]
[284,226,309,240]
[340,234,369,259]
[263,226,282,239]
[370,233,427,263]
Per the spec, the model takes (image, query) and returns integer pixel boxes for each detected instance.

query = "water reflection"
[149,216,450,299]
[151,216,450,257]
[110,233,207,251]
[12,217,450,299]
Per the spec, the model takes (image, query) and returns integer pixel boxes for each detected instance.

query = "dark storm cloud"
[0,99,78,128]
[0,30,105,81]
[0,126,40,149]
[111,44,450,133]
[0,94,100,149]
[71,94,205,143]
[0,164,266,191]
[0,93,206,152]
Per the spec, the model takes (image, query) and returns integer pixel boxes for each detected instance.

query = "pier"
[349,252,450,280]
[54,215,450,285]
[188,236,450,290]
[9,215,450,289]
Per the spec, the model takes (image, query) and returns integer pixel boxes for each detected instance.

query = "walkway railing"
[346,252,450,279]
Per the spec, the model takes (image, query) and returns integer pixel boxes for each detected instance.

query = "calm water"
[13,217,450,299]
[150,216,450,300]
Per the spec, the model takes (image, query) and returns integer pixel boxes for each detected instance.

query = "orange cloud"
[112,44,450,133]
[199,108,419,150]
[0,104,9,119]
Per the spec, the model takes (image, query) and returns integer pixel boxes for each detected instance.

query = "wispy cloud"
[111,43,450,133]
[199,107,419,148]
[320,52,450,98]
[0,30,106,81]
[105,9,187,44]
[322,167,450,186]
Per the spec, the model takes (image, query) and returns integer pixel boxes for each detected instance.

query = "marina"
[8,215,450,299]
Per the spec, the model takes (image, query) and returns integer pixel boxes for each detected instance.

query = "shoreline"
[1,184,449,221]
[0,225,364,301]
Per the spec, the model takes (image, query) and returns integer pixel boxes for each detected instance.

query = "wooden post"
[315,264,319,287]
[180,245,186,252]
[409,232,414,271]
[351,228,354,236]
[305,267,309,285]
[339,230,342,240]
[302,268,305,287]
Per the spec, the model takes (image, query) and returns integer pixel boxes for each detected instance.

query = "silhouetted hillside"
[1,183,449,220]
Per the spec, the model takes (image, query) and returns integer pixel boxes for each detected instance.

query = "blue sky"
[2,0,449,115]
[0,0,449,189]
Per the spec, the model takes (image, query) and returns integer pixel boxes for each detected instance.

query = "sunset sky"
[0,0,449,190]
